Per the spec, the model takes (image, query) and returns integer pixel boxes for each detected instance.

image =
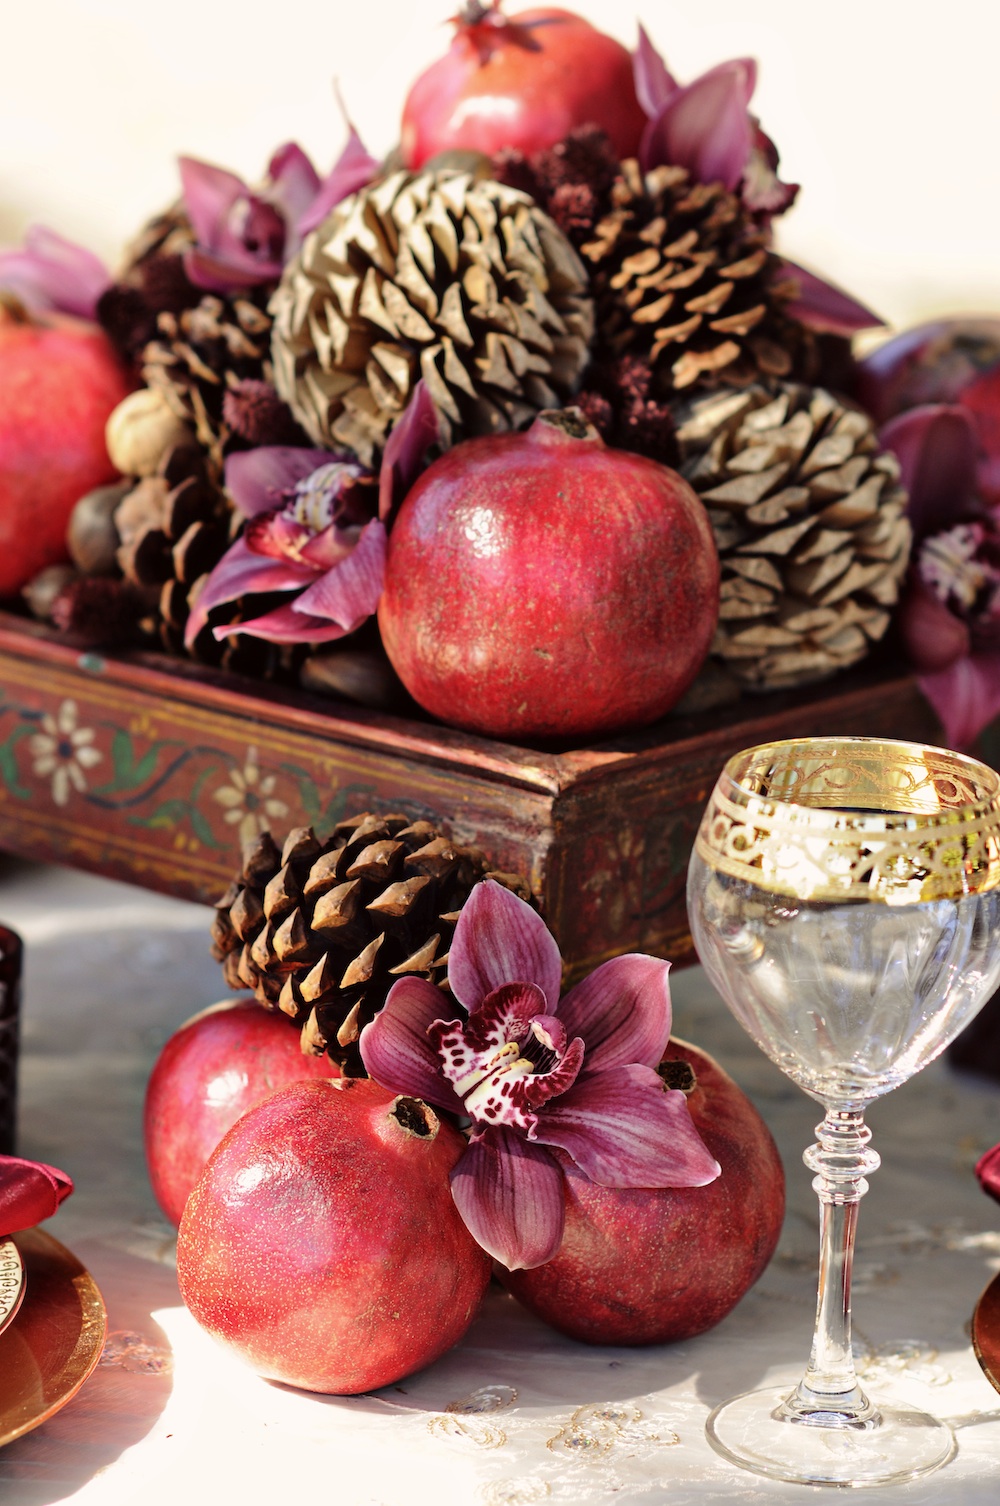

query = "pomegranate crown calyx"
[390,1096,440,1140]
[530,407,604,447]
[450,1,559,60]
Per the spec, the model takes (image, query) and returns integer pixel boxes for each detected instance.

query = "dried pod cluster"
[210,814,530,1075]
[270,169,594,463]
[675,383,911,690]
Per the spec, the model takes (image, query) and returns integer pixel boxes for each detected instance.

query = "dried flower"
[0,225,110,320]
[360,880,719,1270]
[222,379,306,448]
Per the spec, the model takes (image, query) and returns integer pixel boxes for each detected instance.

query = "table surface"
[0,855,998,1506]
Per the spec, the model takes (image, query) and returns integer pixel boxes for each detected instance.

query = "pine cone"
[675,383,912,690]
[97,205,201,368]
[269,169,594,464]
[210,816,531,1075]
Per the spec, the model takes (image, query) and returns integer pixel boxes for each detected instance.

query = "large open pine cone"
[210,815,530,1075]
[675,383,911,690]
[269,169,594,464]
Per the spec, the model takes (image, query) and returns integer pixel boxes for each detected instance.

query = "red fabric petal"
[448,880,563,1014]
[224,446,333,518]
[450,1128,565,1270]
[557,954,672,1072]
[359,976,463,1114]
[0,1156,73,1237]
[880,405,979,538]
[532,1063,721,1188]
[918,652,1000,750]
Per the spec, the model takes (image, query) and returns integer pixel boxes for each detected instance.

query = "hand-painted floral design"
[360,880,719,1270]
[29,700,102,806]
[212,755,289,847]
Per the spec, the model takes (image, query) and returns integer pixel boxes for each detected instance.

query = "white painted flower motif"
[212,756,288,847]
[29,699,102,807]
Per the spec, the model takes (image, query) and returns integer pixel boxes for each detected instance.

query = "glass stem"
[779,1107,882,1430]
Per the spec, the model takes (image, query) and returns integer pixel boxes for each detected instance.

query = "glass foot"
[706,1385,956,1488]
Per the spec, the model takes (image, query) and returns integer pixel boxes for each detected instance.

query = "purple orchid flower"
[0,225,111,321]
[184,446,385,647]
[882,403,1000,748]
[299,116,381,238]
[360,880,720,1271]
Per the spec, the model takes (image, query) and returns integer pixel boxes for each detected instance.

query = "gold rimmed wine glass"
[687,736,1000,1488]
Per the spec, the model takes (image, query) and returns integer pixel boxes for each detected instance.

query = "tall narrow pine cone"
[675,383,912,690]
[580,160,802,395]
[210,816,531,1075]
[269,169,594,465]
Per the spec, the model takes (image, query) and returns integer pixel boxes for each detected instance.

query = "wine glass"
[687,736,1000,1488]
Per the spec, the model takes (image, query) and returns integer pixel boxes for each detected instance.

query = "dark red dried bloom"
[223,379,307,447]
[492,126,620,247]
[547,182,600,238]
[50,577,148,647]
[491,147,541,201]
[577,353,679,468]
[533,125,619,198]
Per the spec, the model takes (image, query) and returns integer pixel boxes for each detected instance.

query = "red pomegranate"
[401,4,647,168]
[0,295,131,597]
[177,1078,492,1393]
[500,1039,785,1344]
[378,410,719,742]
[144,999,337,1227]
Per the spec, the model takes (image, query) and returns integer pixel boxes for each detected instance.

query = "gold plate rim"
[972,1269,1000,1395]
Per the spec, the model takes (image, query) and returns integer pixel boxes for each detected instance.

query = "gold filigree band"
[695,738,1000,903]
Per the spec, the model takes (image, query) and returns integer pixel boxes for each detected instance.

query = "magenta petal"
[557,954,672,1072]
[742,129,799,217]
[533,1063,721,1188]
[641,62,755,188]
[183,246,281,295]
[440,982,549,1058]
[225,447,333,517]
[448,880,563,1014]
[976,1142,1000,1206]
[212,604,351,644]
[359,976,463,1113]
[633,24,679,118]
[0,226,110,320]
[450,1128,565,1270]
[299,125,381,238]
[918,652,1000,750]
[897,577,970,674]
[0,1155,73,1237]
[293,519,385,627]
[777,258,882,337]
[184,537,313,646]
[267,142,321,254]
[178,155,245,249]
[880,406,979,538]
[378,381,441,522]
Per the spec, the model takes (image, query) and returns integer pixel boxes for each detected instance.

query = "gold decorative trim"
[695,738,1000,902]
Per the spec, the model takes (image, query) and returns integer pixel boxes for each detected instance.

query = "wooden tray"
[0,612,940,977]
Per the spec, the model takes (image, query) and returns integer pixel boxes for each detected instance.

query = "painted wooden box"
[0,611,941,976]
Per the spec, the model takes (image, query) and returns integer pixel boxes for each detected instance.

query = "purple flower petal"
[0,226,111,320]
[776,258,882,337]
[448,880,563,1014]
[378,381,441,522]
[212,603,352,644]
[918,652,1000,751]
[299,124,380,238]
[184,536,314,647]
[224,447,333,517]
[432,982,549,1062]
[266,142,321,257]
[897,576,970,674]
[641,61,756,189]
[299,522,357,570]
[533,1063,721,1188]
[976,1142,1000,1206]
[178,155,245,251]
[292,519,386,627]
[359,975,463,1113]
[450,1127,565,1270]
[183,245,282,296]
[633,24,679,118]
[880,405,980,539]
[741,128,799,217]
[557,954,672,1072]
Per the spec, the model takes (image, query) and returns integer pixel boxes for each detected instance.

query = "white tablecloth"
[0,855,999,1506]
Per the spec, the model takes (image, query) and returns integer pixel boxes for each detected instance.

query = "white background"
[1,0,998,334]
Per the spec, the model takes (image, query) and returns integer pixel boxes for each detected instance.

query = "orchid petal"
[0,1154,73,1237]
[557,954,672,1072]
[379,381,441,522]
[292,519,386,627]
[359,976,463,1113]
[212,603,352,644]
[184,537,313,647]
[976,1142,1000,1205]
[299,125,381,238]
[0,226,110,320]
[178,155,245,250]
[183,246,281,295]
[225,447,333,517]
[266,142,321,256]
[633,24,679,118]
[448,880,563,1014]
[741,128,799,217]
[450,1128,565,1270]
[776,258,882,336]
[245,510,317,561]
[431,982,548,1061]
[880,405,979,537]
[918,652,1000,751]
[897,576,970,674]
[641,61,756,188]
[533,1063,721,1188]
[299,523,357,570]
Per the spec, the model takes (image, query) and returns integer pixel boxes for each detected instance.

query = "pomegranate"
[378,409,719,742]
[177,1078,491,1393]
[400,4,647,168]
[144,999,338,1227]
[500,1039,784,1344]
[0,295,131,597]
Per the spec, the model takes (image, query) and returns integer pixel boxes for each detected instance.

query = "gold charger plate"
[0,1226,107,1447]
[972,1271,1000,1393]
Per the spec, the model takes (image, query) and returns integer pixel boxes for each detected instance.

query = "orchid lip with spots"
[360,879,720,1271]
